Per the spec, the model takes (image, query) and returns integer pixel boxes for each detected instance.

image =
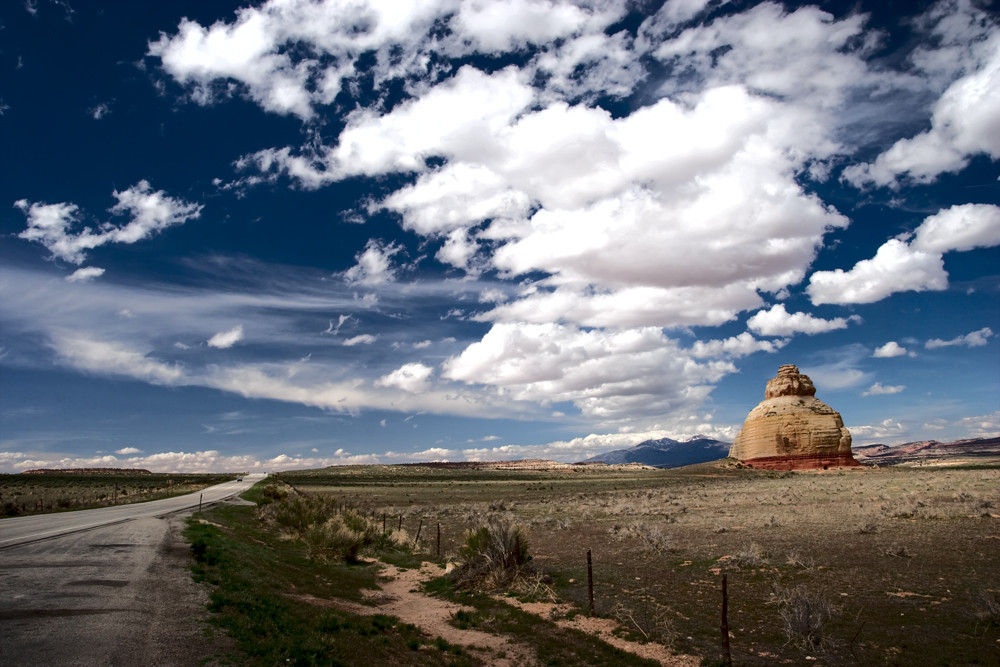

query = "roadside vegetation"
[185,462,1000,665]
[0,472,234,517]
[186,480,658,665]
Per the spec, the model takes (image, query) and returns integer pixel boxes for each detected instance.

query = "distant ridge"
[852,437,1000,466]
[579,435,731,468]
[20,468,154,475]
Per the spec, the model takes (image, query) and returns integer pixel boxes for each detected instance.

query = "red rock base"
[738,453,862,471]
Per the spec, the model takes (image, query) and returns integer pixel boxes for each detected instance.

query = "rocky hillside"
[580,435,731,468]
[853,437,1000,466]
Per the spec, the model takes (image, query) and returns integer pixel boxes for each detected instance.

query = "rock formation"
[729,364,859,470]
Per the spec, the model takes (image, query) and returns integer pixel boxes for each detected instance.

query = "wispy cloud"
[926,327,994,349]
[14,181,202,265]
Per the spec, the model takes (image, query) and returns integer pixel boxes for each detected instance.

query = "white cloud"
[342,334,376,346]
[0,448,381,474]
[343,239,403,285]
[148,1,629,121]
[862,382,905,396]
[946,411,1000,439]
[375,362,433,392]
[15,182,202,265]
[872,341,912,358]
[208,325,244,349]
[66,267,106,282]
[688,332,787,358]
[848,418,909,445]
[925,327,993,349]
[51,335,185,386]
[807,239,947,305]
[746,304,856,337]
[808,204,1000,305]
[910,204,1000,254]
[443,322,735,428]
[115,446,143,455]
[89,102,113,120]
[231,45,853,331]
[843,8,1000,188]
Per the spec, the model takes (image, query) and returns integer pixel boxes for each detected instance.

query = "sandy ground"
[296,560,699,666]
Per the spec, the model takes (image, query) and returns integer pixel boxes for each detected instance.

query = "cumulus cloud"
[809,204,1000,305]
[807,239,947,305]
[208,325,244,349]
[925,327,994,349]
[15,181,202,264]
[21,0,989,451]
[375,362,433,392]
[844,4,1000,188]
[688,332,787,358]
[909,204,1000,254]
[204,9,864,330]
[747,304,857,337]
[872,341,912,358]
[148,0,630,121]
[115,446,142,455]
[443,322,736,427]
[343,239,403,285]
[862,382,905,396]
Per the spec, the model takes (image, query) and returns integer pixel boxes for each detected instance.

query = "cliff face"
[729,364,859,470]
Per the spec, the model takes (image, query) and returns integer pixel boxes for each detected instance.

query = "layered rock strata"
[729,364,859,470]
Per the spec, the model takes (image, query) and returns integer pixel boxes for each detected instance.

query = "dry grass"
[275,462,1000,665]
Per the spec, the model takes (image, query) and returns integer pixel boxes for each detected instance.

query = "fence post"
[721,573,732,666]
[398,515,402,531]
[382,513,386,534]
[415,519,423,546]
[199,493,203,513]
[437,523,441,557]
[587,548,595,616]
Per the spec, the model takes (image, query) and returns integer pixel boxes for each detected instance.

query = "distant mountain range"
[579,435,1000,469]
[579,435,731,468]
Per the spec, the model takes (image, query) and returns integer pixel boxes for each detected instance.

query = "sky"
[1,0,998,474]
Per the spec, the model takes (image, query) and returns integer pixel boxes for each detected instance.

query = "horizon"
[2,0,998,474]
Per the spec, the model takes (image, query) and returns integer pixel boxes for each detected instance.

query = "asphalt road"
[0,474,264,666]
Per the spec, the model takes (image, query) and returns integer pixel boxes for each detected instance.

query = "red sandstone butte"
[729,364,860,471]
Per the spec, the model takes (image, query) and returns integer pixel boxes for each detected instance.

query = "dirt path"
[299,560,698,667]
[506,599,700,667]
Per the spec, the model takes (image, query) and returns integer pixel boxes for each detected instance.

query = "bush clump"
[450,518,535,593]
[774,585,836,652]
[258,492,404,563]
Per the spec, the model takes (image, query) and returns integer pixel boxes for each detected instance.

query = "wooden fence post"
[437,523,441,557]
[415,519,423,546]
[721,573,732,666]
[587,548,595,616]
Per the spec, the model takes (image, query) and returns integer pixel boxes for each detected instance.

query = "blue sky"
[1,0,998,473]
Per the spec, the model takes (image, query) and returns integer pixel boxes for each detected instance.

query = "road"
[0,474,264,666]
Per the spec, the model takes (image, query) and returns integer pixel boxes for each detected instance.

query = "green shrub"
[451,518,535,593]
[259,493,406,563]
